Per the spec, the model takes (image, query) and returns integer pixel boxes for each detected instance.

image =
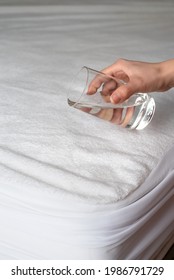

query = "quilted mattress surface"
[0,2,174,205]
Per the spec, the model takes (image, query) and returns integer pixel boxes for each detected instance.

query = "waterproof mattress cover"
[0,1,174,259]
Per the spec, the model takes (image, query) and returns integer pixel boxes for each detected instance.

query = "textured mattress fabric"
[0,1,174,259]
[0,145,174,259]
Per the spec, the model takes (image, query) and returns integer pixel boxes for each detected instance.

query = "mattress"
[0,1,174,259]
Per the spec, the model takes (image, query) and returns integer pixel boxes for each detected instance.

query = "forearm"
[158,59,174,91]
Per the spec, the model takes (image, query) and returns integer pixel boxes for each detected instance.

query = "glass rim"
[82,65,127,86]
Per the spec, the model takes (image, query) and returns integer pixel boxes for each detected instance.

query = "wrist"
[158,59,174,91]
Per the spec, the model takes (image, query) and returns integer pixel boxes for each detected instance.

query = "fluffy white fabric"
[0,2,174,204]
[0,1,174,260]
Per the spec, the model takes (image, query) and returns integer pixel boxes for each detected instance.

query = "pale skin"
[88,58,174,103]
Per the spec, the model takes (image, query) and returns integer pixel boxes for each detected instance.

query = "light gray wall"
[0,0,119,5]
[0,0,166,6]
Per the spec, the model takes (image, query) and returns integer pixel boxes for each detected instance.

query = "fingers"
[110,108,123,124]
[110,84,135,104]
[87,62,125,95]
[87,59,137,102]
[111,70,129,83]
[88,72,124,96]
[87,73,108,95]
[120,107,135,128]
[101,59,138,103]
[95,108,114,121]
[93,106,134,128]
[101,79,118,96]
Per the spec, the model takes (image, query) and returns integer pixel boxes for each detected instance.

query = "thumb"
[110,84,135,104]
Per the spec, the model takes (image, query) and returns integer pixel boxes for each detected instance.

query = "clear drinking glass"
[67,66,156,130]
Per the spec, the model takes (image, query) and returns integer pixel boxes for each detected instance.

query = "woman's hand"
[89,58,174,104]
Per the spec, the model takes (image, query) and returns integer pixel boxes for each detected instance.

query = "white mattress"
[0,1,174,259]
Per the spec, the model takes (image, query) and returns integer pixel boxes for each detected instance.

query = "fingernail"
[110,95,114,103]
[110,94,121,104]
